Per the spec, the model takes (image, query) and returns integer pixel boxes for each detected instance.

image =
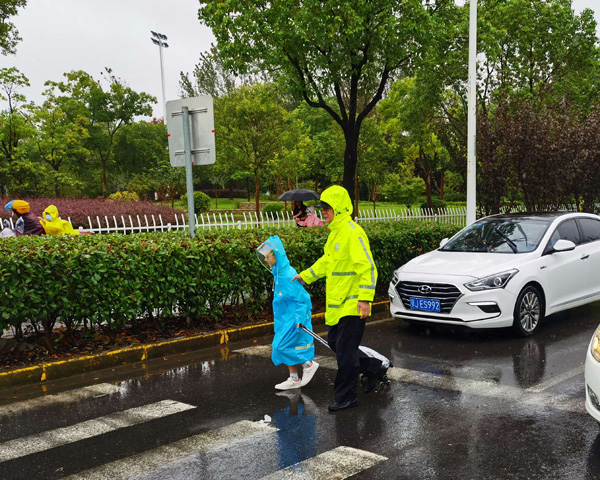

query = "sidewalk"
[0,301,391,390]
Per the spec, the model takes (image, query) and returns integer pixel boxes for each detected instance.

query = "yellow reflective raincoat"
[299,186,377,326]
[41,205,79,235]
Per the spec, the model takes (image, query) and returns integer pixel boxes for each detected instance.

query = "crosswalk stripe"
[259,446,387,480]
[526,365,585,393]
[63,420,278,480]
[0,400,195,462]
[0,383,120,418]
[235,346,585,414]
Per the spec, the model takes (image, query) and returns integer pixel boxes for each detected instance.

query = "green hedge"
[181,191,211,214]
[262,203,284,214]
[0,220,460,345]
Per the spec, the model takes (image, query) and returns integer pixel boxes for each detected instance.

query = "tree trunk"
[101,159,109,197]
[254,171,260,215]
[342,126,359,207]
[439,171,445,201]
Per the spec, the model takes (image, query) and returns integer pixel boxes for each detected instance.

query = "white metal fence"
[1,204,584,235]
[78,207,469,233]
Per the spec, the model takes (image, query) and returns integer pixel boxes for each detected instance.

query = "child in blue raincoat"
[257,236,319,390]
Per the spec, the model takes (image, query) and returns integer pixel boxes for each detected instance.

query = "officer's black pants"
[328,315,383,403]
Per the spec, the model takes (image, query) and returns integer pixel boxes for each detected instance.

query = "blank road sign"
[166,96,216,167]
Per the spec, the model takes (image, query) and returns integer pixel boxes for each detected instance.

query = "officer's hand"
[291,274,305,285]
[357,301,371,319]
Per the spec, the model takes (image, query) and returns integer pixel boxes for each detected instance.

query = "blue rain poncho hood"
[260,236,315,366]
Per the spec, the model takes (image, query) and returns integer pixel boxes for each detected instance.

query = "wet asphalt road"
[2,305,600,479]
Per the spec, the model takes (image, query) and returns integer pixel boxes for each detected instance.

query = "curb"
[0,301,391,390]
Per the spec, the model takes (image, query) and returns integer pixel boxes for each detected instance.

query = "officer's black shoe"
[362,375,378,394]
[328,398,359,412]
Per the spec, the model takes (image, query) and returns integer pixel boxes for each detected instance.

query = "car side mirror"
[439,238,449,248]
[552,239,576,252]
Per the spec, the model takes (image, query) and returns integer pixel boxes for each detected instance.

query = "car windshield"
[440,217,552,253]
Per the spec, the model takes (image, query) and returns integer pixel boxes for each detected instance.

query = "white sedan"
[585,326,600,423]
[388,212,600,336]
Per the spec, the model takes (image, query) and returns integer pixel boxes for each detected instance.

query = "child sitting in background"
[40,205,79,235]
[256,236,319,390]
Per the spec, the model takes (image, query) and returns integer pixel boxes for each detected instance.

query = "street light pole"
[150,30,169,122]
[466,0,478,225]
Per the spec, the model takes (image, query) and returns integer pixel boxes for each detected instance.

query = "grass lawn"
[174,197,465,214]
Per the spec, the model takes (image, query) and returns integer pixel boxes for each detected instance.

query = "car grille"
[394,281,462,314]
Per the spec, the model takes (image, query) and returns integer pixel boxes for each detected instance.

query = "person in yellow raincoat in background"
[40,205,79,235]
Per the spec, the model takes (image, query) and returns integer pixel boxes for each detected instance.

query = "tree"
[31,92,90,197]
[114,119,168,176]
[382,165,425,211]
[215,83,291,213]
[179,46,259,99]
[379,77,450,208]
[0,66,35,195]
[357,116,397,211]
[199,0,436,204]
[0,0,26,55]
[47,69,156,197]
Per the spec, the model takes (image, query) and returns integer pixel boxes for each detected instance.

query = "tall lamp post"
[150,30,169,122]
[466,0,478,225]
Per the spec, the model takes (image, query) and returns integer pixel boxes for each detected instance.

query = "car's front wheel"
[512,285,544,337]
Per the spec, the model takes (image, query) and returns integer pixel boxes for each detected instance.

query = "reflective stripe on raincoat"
[299,185,377,326]
[41,205,79,235]
[265,235,315,366]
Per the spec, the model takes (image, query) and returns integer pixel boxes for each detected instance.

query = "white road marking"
[259,446,388,480]
[0,383,120,418]
[526,365,585,393]
[0,400,195,462]
[63,420,278,480]
[236,346,586,414]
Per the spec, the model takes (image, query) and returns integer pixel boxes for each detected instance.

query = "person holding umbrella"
[278,189,320,227]
[292,201,308,226]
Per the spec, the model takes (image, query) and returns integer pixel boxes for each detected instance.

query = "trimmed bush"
[262,203,284,215]
[0,220,460,348]
[108,191,139,202]
[181,191,211,214]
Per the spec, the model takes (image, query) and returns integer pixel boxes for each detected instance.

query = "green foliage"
[0,221,460,339]
[0,0,26,55]
[108,190,139,202]
[215,83,292,212]
[262,203,284,215]
[199,0,436,200]
[181,191,211,214]
[382,174,425,209]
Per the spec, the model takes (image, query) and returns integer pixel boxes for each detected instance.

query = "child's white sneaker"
[275,377,302,390]
[301,361,319,387]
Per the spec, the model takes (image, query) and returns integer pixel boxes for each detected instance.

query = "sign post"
[166,96,216,238]
[181,106,196,238]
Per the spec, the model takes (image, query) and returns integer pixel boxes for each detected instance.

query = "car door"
[543,218,589,312]
[576,217,600,301]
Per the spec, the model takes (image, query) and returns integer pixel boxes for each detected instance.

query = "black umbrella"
[278,189,320,201]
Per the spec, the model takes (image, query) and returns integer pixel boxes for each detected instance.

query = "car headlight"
[591,326,600,362]
[464,269,519,291]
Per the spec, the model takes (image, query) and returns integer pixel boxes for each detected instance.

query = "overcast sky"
[3,0,599,120]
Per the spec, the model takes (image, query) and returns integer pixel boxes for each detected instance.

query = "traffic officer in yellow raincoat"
[40,205,79,235]
[293,185,383,411]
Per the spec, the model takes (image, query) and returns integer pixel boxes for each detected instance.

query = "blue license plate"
[410,297,441,312]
